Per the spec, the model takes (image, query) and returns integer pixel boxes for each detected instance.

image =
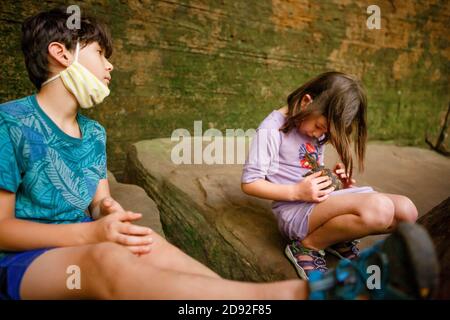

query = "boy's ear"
[47,42,73,68]
[300,94,313,110]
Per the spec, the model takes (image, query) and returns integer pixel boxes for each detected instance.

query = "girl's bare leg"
[302,192,417,250]
[20,242,309,300]
[302,213,388,249]
[381,193,418,226]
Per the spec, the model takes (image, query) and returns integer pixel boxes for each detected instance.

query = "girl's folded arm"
[241,179,298,202]
[0,189,97,252]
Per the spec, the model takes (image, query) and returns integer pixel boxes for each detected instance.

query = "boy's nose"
[106,60,114,72]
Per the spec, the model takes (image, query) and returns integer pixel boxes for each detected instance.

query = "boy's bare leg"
[302,193,417,249]
[20,242,309,300]
[113,261,308,300]
[135,232,221,279]
[20,243,120,299]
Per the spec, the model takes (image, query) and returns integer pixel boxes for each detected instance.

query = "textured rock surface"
[108,170,164,237]
[418,197,450,300]
[123,138,450,280]
[0,1,449,178]
[124,140,295,281]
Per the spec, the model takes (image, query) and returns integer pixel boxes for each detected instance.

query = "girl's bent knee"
[361,194,395,231]
[398,196,419,222]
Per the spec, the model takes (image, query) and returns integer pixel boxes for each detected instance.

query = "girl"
[241,71,418,280]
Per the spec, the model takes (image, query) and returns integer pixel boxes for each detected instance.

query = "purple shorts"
[0,215,93,300]
[272,186,376,241]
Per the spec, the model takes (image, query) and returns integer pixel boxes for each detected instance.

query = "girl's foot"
[326,240,360,260]
[285,240,327,280]
[308,222,439,300]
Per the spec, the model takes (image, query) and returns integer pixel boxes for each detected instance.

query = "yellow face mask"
[41,41,110,109]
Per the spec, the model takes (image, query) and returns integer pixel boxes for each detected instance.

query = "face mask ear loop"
[74,41,80,62]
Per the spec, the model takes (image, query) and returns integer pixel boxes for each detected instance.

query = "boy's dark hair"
[21,7,113,90]
[280,71,368,181]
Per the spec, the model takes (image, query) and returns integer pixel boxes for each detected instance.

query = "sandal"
[285,240,328,280]
[326,240,360,260]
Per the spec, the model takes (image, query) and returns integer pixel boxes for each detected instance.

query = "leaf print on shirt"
[21,126,47,164]
[44,148,91,210]
[0,100,33,118]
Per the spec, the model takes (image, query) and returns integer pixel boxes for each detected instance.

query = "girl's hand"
[333,163,356,188]
[92,211,154,255]
[293,171,335,202]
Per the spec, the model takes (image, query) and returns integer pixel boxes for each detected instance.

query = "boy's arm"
[0,188,152,254]
[0,189,97,251]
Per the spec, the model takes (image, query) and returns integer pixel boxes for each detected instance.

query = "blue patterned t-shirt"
[0,94,107,259]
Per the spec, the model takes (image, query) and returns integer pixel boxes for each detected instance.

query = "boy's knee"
[85,242,136,299]
[88,242,131,265]
[360,194,395,230]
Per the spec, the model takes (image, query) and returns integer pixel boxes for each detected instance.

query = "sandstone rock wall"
[1,0,448,178]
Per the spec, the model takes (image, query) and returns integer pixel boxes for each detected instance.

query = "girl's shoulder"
[276,106,288,116]
[258,107,286,130]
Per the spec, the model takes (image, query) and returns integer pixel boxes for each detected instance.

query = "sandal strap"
[330,240,360,259]
[296,257,327,268]
[291,241,326,256]
[290,241,328,272]
[331,240,360,250]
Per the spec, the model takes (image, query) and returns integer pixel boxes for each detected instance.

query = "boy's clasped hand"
[92,197,154,255]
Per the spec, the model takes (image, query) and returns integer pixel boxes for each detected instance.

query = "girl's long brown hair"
[280,71,368,180]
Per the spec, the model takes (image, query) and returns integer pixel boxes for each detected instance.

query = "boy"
[0,7,439,300]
